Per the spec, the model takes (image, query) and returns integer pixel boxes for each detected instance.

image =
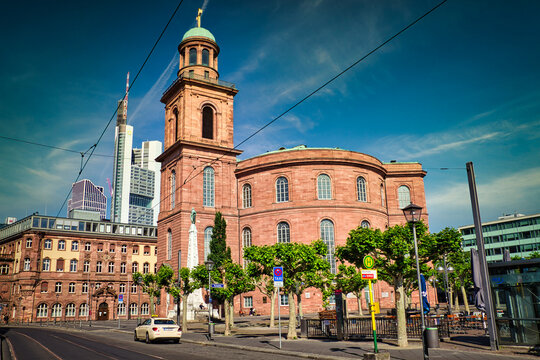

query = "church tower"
[156,11,241,287]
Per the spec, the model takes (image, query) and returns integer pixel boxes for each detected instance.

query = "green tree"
[244,240,331,339]
[335,264,369,316]
[166,266,202,332]
[337,222,436,347]
[133,265,174,316]
[245,246,278,327]
[527,251,540,259]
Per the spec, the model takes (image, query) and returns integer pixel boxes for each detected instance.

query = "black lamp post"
[402,203,428,360]
[204,260,214,339]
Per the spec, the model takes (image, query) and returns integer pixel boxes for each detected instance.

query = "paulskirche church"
[155,18,430,317]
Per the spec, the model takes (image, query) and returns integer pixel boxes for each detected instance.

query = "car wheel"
[145,333,151,344]
[134,331,138,341]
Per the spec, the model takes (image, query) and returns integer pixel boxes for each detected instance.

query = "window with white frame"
[108,262,115,273]
[109,244,115,253]
[71,241,79,251]
[119,283,126,293]
[398,185,411,209]
[120,262,126,274]
[79,303,88,316]
[132,262,138,273]
[167,229,172,260]
[65,303,76,317]
[40,282,48,293]
[55,282,62,293]
[131,283,138,293]
[37,303,48,318]
[242,184,252,208]
[83,260,90,273]
[133,246,139,254]
[23,258,30,271]
[244,296,253,308]
[96,261,102,273]
[68,282,76,293]
[280,294,289,306]
[203,167,215,207]
[204,227,213,261]
[141,303,149,315]
[44,239,52,250]
[143,262,149,274]
[85,242,91,251]
[130,303,138,315]
[276,177,289,203]
[357,177,367,202]
[277,222,290,243]
[242,227,252,268]
[320,219,336,274]
[26,238,32,248]
[58,240,65,250]
[317,174,332,200]
[118,303,126,316]
[70,259,77,272]
[82,282,88,294]
[121,244,127,253]
[42,258,50,271]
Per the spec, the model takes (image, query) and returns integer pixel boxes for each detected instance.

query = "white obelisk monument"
[186,208,204,320]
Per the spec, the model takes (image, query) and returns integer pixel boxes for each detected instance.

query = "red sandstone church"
[156,23,429,316]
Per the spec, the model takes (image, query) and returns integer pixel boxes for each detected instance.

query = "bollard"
[425,327,440,348]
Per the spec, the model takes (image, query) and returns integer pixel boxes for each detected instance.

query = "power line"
[132,0,449,224]
[55,0,186,218]
[0,135,113,157]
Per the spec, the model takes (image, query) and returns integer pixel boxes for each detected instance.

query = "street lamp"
[204,260,214,339]
[402,203,428,360]
[437,259,454,314]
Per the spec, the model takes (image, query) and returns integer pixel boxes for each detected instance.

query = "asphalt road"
[0,327,301,360]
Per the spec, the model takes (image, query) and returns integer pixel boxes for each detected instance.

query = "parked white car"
[134,318,182,343]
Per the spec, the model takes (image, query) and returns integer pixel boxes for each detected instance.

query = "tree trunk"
[182,294,188,332]
[454,291,460,312]
[449,289,454,312]
[230,301,235,327]
[223,273,231,336]
[297,293,303,319]
[356,292,363,316]
[395,277,408,347]
[269,289,276,327]
[461,285,470,314]
[287,290,297,339]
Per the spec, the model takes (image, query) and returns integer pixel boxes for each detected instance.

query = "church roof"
[182,27,216,42]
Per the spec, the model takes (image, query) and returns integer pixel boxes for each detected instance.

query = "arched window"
[143,262,149,274]
[70,259,77,272]
[79,303,88,317]
[202,49,209,66]
[381,183,386,207]
[202,106,213,139]
[276,177,289,203]
[65,303,76,317]
[37,303,48,318]
[242,227,252,268]
[189,48,197,65]
[277,222,290,243]
[141,303,150,315]
[167,229,172,260]
[361,220,370,228]
[242,184,252,208]
[118,303,126,316]
[317,174,332,200]
[132,262,138,273]
[42,258,50,271]
[23,257,30,271]
[171,170,176,209]
[130,303,138,316]
[320,219,336,274]
[398,185,411,209]
[357,177,367,202]
[204,227,213,261]
[51,303,62,318]
[203,167,215,207]
[40,282,48,293]
[173,108,179,142]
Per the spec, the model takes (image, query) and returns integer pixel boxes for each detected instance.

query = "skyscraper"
[67,179,107,219]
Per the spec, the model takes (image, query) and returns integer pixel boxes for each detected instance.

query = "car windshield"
[154,320,175,325]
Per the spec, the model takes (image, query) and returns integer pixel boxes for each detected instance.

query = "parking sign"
[118,294,124,303]
[274,267,284,287]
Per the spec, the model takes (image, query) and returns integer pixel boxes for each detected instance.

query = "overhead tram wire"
[131,0,450,224]
[55,0,186,218]
[0,135,113,157]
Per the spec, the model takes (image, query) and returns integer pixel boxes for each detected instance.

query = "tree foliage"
[208,212,231,268]
[334,264,369,315]
[166,266,202,331]
[133,265,174,316]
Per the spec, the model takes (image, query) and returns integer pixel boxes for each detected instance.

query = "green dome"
[182,27,215,42]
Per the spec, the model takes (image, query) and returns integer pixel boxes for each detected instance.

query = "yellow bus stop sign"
[363,255,375,269]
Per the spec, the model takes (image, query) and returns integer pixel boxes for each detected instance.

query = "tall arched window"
[381,183,386,207]
[317,174,332,200]
[398,185,411,209]
[357,177,367,202]
[276,177,289,203]
[173,108,179,142]
[66,303,76,317]
[277,222,290,243]
[202,49,209,66]
[242,227,252,268]
[167,229,172,260]
[203,167,215,207]
[242,184,252,208]
[204,227,213,261]
[189,48,197,65]
[171,170,176,209]
[79,303,88,317]
[320,219,336,274]
[37,303,48,318]
[202,106,214,139]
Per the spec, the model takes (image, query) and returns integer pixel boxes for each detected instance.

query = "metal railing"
[163,73,236,95]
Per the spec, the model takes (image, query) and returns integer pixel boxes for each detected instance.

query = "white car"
[134,318,182,343]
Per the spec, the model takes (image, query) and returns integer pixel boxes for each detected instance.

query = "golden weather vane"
[196,8,203,27]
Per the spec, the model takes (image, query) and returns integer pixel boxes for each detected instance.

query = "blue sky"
[1,0,539,232]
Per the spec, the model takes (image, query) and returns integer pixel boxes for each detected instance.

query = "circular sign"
[363,255,375,269]
[274,268,282,277]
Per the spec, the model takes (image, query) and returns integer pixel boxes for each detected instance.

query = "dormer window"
[202,106,213,139]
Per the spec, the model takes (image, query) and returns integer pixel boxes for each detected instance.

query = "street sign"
[274,281,283,288]
[363,255,375,269]
[211,283,224,288]
[118,294,124,303]
[361,269,378,280]
[273,267,283,282]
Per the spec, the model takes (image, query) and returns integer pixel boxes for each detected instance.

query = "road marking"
[51,335,119,360]
[5,337,17,360]
[13,331,63,360]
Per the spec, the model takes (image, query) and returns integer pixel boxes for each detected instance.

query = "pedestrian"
[4,314,8,324]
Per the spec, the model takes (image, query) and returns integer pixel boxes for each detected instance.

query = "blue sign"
[118,294,124,303]
[211,283,224,288]
[273,267,283,282]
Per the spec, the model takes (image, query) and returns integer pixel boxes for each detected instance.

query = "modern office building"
[0,213,157,322]
[111,89,162,226]
[67,179,107,220]
[155,19,431,316]
[460,213,540,262]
